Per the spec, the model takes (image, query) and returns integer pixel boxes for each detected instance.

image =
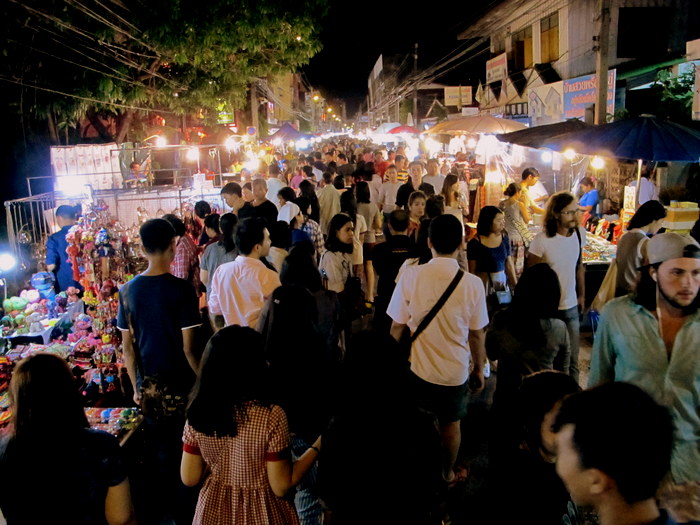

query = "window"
[511,26,533,71]
[541,12,559,63]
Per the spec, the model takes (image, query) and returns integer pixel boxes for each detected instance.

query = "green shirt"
[589,295,700,484]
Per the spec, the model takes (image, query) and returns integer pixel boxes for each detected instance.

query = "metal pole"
[594,0,611,125]
[413,43,418,124]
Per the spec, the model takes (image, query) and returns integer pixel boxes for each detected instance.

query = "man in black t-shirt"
[116,218,201,524]
[250,178,278,228]
[372,210,414,333]
[396,161,435,209]
[221,182,254,220]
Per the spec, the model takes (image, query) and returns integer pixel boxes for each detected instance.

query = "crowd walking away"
[10,142,698,525]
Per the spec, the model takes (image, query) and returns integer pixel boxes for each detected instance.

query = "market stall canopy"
[541,116,700,162]
[266,123,310,142]
[374,122,402,134]
[496,119,590,149]
[424,115,527,135]
[388,125,420,134]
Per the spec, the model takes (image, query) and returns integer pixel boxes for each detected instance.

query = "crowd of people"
[3,143,699,525]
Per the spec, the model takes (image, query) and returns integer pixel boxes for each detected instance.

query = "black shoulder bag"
[401,269,464,354]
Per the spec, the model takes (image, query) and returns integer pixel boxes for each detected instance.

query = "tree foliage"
[1,0,327,142]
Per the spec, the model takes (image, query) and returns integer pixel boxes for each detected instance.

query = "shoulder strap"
[411,269,464,344]
[574,227,582,267]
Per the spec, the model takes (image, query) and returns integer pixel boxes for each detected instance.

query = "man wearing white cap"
[589,232,700,523]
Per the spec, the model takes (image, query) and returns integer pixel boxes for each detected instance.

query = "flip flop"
[445,465,469,488]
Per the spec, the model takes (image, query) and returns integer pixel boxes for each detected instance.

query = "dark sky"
[302,0,503,114]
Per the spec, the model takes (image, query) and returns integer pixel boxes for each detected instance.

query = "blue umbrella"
[541,115,700,162]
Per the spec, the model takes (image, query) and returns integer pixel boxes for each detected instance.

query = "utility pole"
[594,0,611,125]
[413,43,419,125]
[250,83,259,130]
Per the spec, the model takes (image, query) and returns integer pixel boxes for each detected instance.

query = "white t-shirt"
[422,174,446,193]
[378,181,402,213]
[528,226,586,310]
[387,257,489,386]
[266,178,287,210]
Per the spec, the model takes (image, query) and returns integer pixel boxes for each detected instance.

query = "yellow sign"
[444,86,473,107]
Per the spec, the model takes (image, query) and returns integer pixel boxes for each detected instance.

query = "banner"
[528,81,564,126]
[444,86,473,106]
[486,53,508,84]
[563,70,616,120]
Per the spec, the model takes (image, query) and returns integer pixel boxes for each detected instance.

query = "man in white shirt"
[377,165,402,220]
[422,159,446,193]
[527,191,586,383]
[208,218,280,328]
[388,214,488,485]
[628,171,658,206]
[265,163,287,210]
[317,171,341,236]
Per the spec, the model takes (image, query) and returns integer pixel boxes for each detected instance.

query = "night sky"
[303,0,503,114]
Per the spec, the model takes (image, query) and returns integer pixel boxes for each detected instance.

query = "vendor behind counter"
[46,205,83,293]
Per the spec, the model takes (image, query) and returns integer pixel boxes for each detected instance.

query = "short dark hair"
[476,206,503,237]
[278,187,296,203]
[429,214,462,254]
[408,190,427,206]
[242,182,252,192]
[522,167,540,181]
[553,382,674,505]
[55,205,77,220]
[627,200,666,230]
[579,176,594,188]
[302,165,314,178]
[333,175,345,190]
[517,371,580,458]
[140,218,176,254]
[235,218,267,256]
[269,163,281,176]
[395,154,406,163]
[268,220,291,250]
[194,201,211,219]
[322,172,333,184]
[389,209,409,233]
[221,182,242,197]
[161,213,186,237]
[544,191,576,237]
[337,153,347,161]
[203,213,220,233]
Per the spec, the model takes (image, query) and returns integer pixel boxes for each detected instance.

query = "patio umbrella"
[388,125,420,134]
[424,115,527,135]
[267,123,310,142]
[375,122,402,134]
[496,119,590,148]
[541,115,700,205]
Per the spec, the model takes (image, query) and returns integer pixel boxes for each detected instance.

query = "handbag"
[320,251,367,320]
[486,272,512,314]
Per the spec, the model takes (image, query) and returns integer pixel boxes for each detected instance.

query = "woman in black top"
[0,353,134,525]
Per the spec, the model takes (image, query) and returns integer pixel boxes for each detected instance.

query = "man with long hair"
[590,232,700,523]
[527,191,586,383]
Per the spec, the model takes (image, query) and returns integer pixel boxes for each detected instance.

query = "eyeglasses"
[561,209,579,216]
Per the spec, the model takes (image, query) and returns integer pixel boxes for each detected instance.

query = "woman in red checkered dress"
[181,326,321,525]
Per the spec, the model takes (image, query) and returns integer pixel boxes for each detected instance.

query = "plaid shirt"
[302,219,325,261]
[170,235,201,295]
